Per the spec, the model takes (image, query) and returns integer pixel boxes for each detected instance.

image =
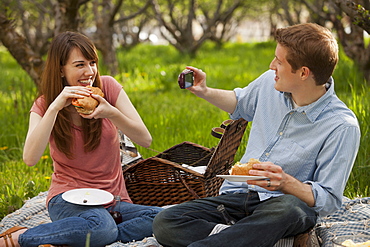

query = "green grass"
[0,41,369,219]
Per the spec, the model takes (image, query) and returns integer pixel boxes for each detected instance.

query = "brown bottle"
[109,195,123,224]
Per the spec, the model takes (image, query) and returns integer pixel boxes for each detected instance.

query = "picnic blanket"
[315,197,370,247]
[1,192,370,246]
[0,192,159,247]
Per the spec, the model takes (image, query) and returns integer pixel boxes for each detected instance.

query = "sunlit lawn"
[0,41,369,219]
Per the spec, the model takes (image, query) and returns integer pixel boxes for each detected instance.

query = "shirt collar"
[283,77,334,123]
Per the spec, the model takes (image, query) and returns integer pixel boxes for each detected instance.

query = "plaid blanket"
[1,192,369,246]
[0,192,158,247]
[315,197,370,247]
[0,192,51,230]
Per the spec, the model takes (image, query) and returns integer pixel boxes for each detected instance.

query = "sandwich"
[71,86,104,115]
[230,158,263,175]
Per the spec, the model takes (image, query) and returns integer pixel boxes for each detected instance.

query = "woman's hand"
[51,86,91,111]
[80,93,115,119]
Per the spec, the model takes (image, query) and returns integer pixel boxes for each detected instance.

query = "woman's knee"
[79,209,118,245]
[88,222,118,246]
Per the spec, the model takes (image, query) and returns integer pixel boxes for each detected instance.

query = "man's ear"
[300,66,311,80]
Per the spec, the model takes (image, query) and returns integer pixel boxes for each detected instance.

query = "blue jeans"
[153,192,317,247]
[18,193,163,247]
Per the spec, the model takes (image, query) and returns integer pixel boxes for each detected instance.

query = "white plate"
[216,175,268,182]
[62,188,114,206]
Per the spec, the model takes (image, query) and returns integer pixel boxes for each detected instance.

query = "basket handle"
[175,170,201,200]
[211,119,234,138]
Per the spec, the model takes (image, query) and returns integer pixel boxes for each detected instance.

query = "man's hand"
[247,162,315,207]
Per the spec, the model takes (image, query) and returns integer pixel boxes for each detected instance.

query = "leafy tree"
[0,1,45,85]
[113,0,156,49]
[151,0,253,56]
[0,0,150,84]
[55,0,90,33]
[89,0,152,75]
[267,0,370,82]
[301,0,370,82]
[270,0,308,26]
[199,0,260,47]
[1,0,370,83]
[0,0,90,85]
[334,0,370,33]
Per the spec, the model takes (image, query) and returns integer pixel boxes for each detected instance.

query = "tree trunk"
[55,0,88,34]
[0,14,43,86]
[331,0,370,82]
[333,0,370,81]
[301,0,370,82]
[92,0,119,75]
[0,0,89,86]
[95,25,118,75]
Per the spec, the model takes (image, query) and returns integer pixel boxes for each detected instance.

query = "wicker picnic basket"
[123,118,248,206]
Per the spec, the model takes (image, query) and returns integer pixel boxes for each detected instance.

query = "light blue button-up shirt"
[220,70,360,217]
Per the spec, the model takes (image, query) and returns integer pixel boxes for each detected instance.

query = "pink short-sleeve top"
[30,76,132,206]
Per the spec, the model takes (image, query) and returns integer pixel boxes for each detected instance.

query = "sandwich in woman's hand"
[230,158,263,175]
[71,86,104,115]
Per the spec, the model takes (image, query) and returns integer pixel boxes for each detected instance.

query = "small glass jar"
[109,195,123,224]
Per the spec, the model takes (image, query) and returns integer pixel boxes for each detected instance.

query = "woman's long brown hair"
[39,31,103,159]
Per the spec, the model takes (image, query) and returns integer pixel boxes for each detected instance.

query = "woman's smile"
[79,77,93,86]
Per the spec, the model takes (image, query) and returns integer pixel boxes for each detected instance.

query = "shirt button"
[265,152,270,156]
[279,132,283,135]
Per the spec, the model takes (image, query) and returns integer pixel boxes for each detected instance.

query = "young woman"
[0,31,162,247]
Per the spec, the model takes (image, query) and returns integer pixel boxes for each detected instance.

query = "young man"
[152,23,361,247]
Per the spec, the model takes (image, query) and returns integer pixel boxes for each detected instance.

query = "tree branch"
[334,0,370,33]
[114,0,152,23]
